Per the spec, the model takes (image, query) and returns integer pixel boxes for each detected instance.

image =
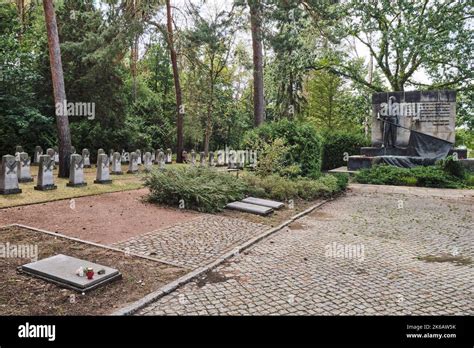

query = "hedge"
[321,131,370,170]
[242,119,323,178]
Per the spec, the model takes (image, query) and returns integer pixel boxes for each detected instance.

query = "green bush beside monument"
[355,157,473,189]
[321,131,370,170]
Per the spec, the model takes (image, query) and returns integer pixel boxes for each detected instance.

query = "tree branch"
[305,65,384,92]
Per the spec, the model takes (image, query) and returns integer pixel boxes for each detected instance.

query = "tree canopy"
[1,0,472,156]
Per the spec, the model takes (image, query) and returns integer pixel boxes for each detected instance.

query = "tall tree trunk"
[248,0,265,127]
[166,0,184,163]
[203,78,214,157]
[43,0,71,178]
[365,51,373,138]
[16,0,25,41]
[131,37,138,100]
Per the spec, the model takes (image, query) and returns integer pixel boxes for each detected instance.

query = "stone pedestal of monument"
[348,156,375,171]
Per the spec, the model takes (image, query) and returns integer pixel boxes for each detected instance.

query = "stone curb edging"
[2,223,183,268]
[112,198,333,316]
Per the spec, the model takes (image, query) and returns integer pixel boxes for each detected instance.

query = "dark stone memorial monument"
[348,90,469,171]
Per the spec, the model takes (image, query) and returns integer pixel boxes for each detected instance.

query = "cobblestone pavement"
[138,187,473,315]
[114,216,268,269]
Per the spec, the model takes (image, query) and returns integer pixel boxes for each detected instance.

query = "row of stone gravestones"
[4,146,251,194]
[15,144,165,170]
[0,148,169,195]
[15,146,60,166]
[109,148,247,169]
[20,145,106,166]
[67,153,113,187]
[123,151,160,173]
[116,148,172,165]
[2,145,258,195]
[22,145,250,169]
[23,146,159,169]
[183,149,246,169]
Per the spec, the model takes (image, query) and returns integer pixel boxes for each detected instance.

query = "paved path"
[115,216,268,269]
[138,186,473,315]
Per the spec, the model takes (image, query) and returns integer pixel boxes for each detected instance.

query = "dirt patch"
[308,210,333,220]
[0,226,186,315]
[0,189,199,245]
[196,270,229,288]
[288,222,306,230]
[417,254,472,266]
[220,199,322,227]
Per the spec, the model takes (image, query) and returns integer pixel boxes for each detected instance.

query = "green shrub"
[436,156,466,179]
[242,174,298,201]
[465,175,474,187]
[145,167,349,213]
[410,166,461,188]
[455,129,474,157]
[355,165,465,189]
[321,131,370,170]
[242,174,347,201]
[294,176,339,199]
[254,138,300,177]
[278,164,303,178]
[144,167,248,213]
[242,119,323,178]
[355,165,407,185]
[400,176,418,186]
[332,173,350,191]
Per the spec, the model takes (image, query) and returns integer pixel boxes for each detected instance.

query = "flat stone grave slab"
[225,201,273,216]
[20,254,122,292]
[241,197,285,209]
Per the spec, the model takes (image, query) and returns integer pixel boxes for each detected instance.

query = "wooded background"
[1,0,472,160]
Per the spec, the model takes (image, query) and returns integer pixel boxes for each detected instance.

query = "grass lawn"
[0,163,183,209]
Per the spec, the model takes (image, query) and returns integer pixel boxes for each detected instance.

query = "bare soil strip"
[0,225,186,315]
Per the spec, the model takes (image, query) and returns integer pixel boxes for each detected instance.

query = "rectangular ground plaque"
[225,201,273,216]
[242,197,285,209]
[20,254,122,292]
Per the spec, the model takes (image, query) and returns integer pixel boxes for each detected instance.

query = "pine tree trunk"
[166,0,184,163]
[365,53,373,138]
[131,37,138,100]
[203,80,214,157]
[248,0,265,127]
[16,0,25,41]
[43,0,71,178]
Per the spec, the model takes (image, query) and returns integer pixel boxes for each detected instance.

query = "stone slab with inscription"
[371,90,456,147]
[20,254,122,292]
